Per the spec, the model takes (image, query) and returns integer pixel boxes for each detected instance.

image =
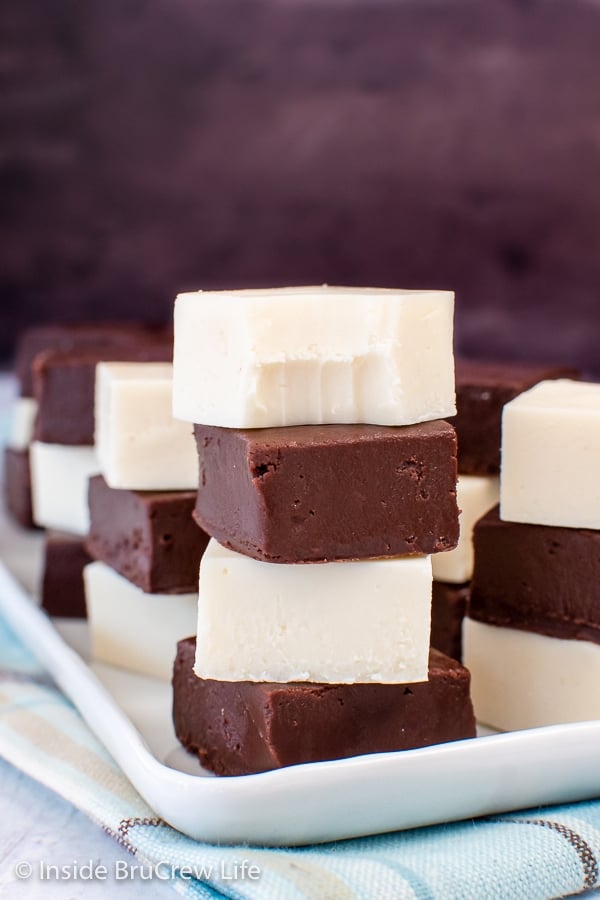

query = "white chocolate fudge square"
[173,286,456,428]
[194,539,432,684]
[432,474,499,583]
[84,561,197,681]
[500,379,600,528]
[95,362,198,491]
[9,397,37,450]
[30,441,99,535]
[463,617,600,730]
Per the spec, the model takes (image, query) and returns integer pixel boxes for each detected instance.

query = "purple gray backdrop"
[2,0,600,373]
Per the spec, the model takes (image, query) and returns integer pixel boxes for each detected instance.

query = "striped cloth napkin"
[0,608,600,900]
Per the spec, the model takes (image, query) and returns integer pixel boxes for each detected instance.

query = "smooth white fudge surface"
[463,617,600,730]
[173,286,456,428]
[30,441,99,535]
[194,539,432,683]
[500,379,600,529]
[432,474,499,583]
[95,362,198,491]
[9,397,37,450]
[84,561,197,681]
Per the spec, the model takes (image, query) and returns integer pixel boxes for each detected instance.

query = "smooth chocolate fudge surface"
[86,475,208,594]
[33,340,172,445]
[4,447,36,529]
[14,323,170,398]
[193,420,459,563]
[173,637,476,776]
[450,358,579,475]
[431,580,470,661]
[42,530,93,617]
[469,505,600,643]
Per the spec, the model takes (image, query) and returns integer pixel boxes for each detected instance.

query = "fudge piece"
[194,420,459,563]
[195,539,432,684]
[87,475,209,593]
[500,379,600,529]
[469,506,600,643]
[464,618,600,730]
[4,447,36,529]
[430,580,470,661]
[174,286,455,428]
[41,531,93,618]
[84,561,197,680]
[30,442,99,535]
[95,363,197,490]
[174,637,476,775]
[13,322,170,398]
[451,358,579,475]
[33,341,172,446]
[431,474,498,583]
[8,398,37,450]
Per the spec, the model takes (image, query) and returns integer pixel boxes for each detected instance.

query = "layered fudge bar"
[172,284,468,775]
[4,322,170,529]
[465,379,600,730]
[173,636,476,775]
[29,342,173,533]
[84,361,205,675]
[193,420,459,563]
[450,358,579,475]
[429,357,576,657]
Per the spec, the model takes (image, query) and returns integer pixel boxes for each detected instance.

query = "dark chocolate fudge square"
[33,340,172,446]
[87,475,208,593]
[431,580,470,661]
[469,505,600,643]
[172,637,476,775]
[193,420,459,563]
[4,447,37,529]
[14,322,171,398]
[450,358,579,475]
[42,530,93,618]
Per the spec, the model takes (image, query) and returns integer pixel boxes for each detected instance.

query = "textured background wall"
[2,0,600,372]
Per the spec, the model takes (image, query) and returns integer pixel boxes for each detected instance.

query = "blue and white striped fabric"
[0,606,600,900]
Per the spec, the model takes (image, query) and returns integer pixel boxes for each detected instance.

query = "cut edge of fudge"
[173,637,476,776]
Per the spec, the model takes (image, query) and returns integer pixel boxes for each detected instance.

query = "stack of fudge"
[5,324,172,616]
[169,286,476,776]
[83,362,209,680]
[5,323,161,530]
[464,378,600,731]
[429,359,578,660]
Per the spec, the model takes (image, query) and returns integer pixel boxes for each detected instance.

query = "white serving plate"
[4,558,600,848]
